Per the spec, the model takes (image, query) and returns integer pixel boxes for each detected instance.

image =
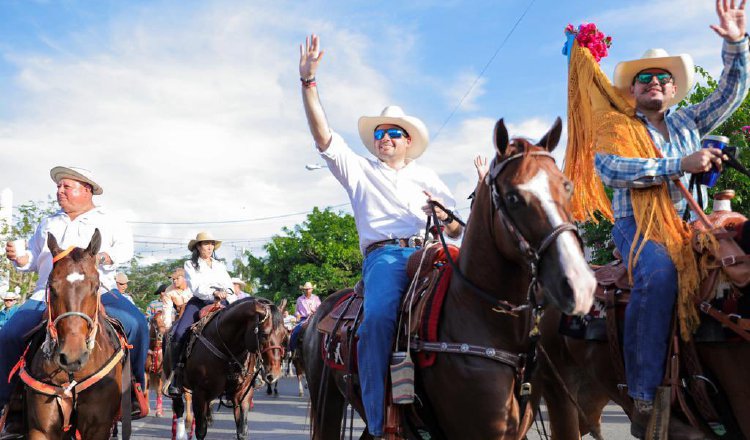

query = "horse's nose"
[58,351,89,372]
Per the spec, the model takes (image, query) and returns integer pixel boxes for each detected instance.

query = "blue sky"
[0,0,730,263]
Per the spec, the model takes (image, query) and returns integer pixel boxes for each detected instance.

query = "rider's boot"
[630,399,707,440]
[167,339,186,398]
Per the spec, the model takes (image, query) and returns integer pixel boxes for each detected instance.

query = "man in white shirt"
[0,166,149,434]
[299,34,462,438]
[116,272,135,304]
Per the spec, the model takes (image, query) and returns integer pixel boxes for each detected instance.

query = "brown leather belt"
[365,238,412,256]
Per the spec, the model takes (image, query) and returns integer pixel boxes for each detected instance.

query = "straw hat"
[3,287,20,300]
[188,231,222,251]
[50,166,103,195]
[613,48,694,108]
[358,106,429,160]
[299,281,316,290]
[231,277,246,288]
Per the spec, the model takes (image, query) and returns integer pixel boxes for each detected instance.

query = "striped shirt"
[595,37,750,219]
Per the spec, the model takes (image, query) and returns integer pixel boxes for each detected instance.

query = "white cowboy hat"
[188,231,223,251]
[50,166,103,195]
[231,277,246,288]
[299,281,316,290]
[3,290,20,300]
[613,48,694,108]
[358,106,429,160]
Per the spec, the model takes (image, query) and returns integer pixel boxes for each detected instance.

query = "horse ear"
[279,298,287,312]
[493,118,509,157]
[48,232,63,257]
[85,228,102,257]
[537,117,563,152]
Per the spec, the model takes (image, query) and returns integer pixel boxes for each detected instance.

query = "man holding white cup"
[0,166,149,436]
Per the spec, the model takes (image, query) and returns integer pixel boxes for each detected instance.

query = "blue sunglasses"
[374,128,408,140]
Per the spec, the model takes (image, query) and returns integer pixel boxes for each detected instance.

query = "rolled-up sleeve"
[595,153,683,188]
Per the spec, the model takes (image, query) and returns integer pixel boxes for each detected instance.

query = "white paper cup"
[11,239,26,256]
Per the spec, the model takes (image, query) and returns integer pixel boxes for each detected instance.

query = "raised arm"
[300,34,333,151]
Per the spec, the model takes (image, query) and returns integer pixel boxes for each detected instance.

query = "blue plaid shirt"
[595,37,750,219]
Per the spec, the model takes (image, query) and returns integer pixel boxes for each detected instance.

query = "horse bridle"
[433,150,579,315]
[45,247,101,353]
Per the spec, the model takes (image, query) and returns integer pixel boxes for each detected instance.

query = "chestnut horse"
[303,118,597,439]
[19,230,126,439]
[145,309,168,417]
[537,286,750,438]
[163,297,286,440]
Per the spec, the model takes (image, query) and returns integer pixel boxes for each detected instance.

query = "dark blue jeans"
[288,317,307,352]
[357,245,416,437]
[0,289,148,408]
[612,216,678,401]
[172,297,213,344]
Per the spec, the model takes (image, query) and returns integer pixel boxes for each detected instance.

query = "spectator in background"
[166,267,191,317]
[116,272,135,304]
[146,283,175,328]
[0,289,21,330]
[231,277,251,300]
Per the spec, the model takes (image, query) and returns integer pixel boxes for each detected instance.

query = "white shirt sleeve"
[320,131,366,191]
[101,219,134,269]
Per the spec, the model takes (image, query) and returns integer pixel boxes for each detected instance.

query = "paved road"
[127,376,631,439]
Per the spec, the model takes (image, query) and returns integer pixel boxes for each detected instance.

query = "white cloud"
[442,71,487,112]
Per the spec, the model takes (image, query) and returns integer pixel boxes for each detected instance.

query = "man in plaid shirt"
[594,2,749,438]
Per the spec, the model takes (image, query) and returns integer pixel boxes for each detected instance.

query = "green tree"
[240,207,361,307]
[0,197,59,297]
[579,65,750,264]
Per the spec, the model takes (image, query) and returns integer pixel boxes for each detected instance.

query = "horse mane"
[223,296,284,330]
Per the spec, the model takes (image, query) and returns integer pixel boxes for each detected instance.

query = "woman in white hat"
[167,231,235,397]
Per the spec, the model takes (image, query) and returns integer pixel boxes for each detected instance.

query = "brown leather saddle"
[316,244,460,372]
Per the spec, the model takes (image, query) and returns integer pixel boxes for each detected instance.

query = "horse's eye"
[505,192,523,207]
[563,181,574,195]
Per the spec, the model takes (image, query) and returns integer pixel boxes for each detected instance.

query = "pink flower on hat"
[565,23,613,63]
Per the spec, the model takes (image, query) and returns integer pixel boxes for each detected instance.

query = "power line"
[432,0,537,142]
[127,203,350,225]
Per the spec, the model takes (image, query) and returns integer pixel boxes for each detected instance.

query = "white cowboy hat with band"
[3,288,20,300]
[358,105,430,160]
[188,231,223,251]
[50,166,103,195]
[299,281,316,290]
[613,48,694,108]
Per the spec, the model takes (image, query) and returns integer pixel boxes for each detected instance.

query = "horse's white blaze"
[66,272,85,283]
[517,170,596,314]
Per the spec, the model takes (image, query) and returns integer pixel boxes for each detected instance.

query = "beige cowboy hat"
[231,277,246,288]
[358,105,429,160]
[50,166,103,195]
[299,281,316,290]
[188,231,223,251]
[613,48,694,108]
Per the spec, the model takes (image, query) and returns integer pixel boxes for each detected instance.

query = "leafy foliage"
[238,207,361,308]
[0,197,59,297]
[124,257,187,311]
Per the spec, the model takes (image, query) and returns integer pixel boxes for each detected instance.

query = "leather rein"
[194,302,284,376]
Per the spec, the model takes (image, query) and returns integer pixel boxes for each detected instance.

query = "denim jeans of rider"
[612,216,678,402]
[172,297,214,345]
[357,245,416,437]
[0,289,148,408]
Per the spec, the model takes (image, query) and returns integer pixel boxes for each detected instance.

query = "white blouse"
[183,258,236,303]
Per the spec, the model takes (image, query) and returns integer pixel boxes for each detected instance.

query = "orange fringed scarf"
[563,40,701,339]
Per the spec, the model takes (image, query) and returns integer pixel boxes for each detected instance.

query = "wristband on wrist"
[301,76,316,88]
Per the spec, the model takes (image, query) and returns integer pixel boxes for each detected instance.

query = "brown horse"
[164,297,286,440]
[303,118,597,439]
[20,230,126,440]
[145,309,168,417]
[537,284,750,438]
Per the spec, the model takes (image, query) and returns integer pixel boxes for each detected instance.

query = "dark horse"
[163,297,287,440]
[18,230,126,439]
[538,272,750,436]
[303,118,597,439]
